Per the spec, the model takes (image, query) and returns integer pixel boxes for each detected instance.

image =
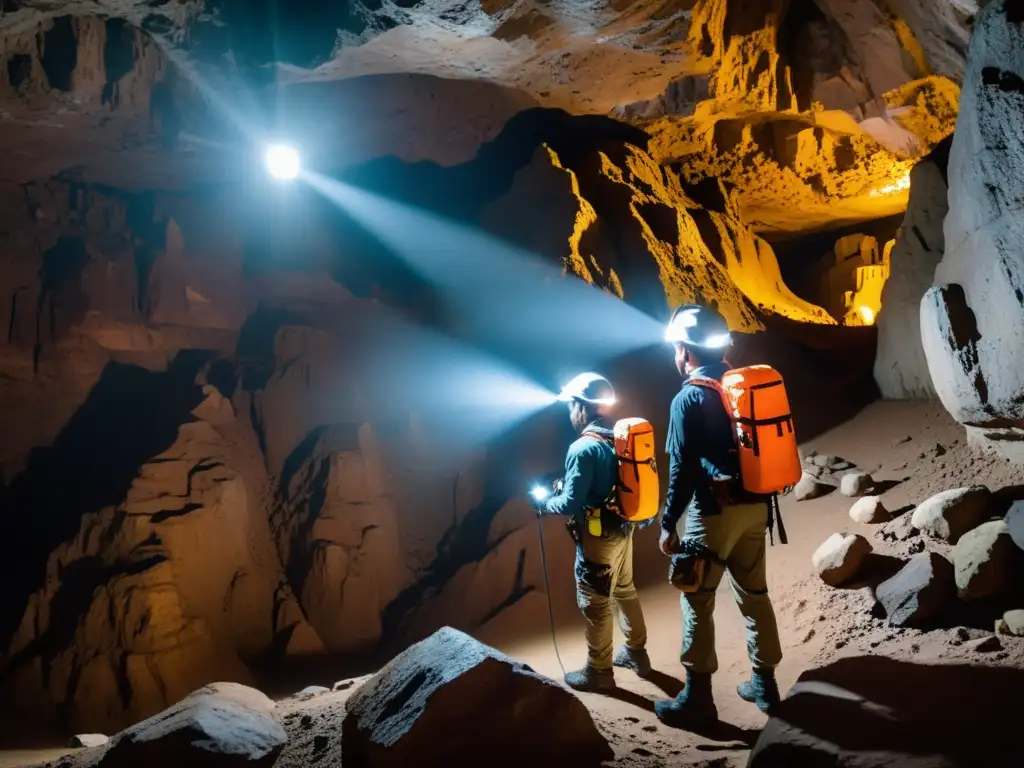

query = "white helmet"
[556,372,616,407]
[665,304,732,349]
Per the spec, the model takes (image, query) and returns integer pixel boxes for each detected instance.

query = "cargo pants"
[674,502,783,674]
[576,527,648,670]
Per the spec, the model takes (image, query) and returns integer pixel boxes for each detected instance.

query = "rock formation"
[874,135,952,398]
[921,0,1024,459]
[341,627,613,767]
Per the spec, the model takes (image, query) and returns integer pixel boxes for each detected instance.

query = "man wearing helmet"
[654,305,783,727]
[532,372,650,692]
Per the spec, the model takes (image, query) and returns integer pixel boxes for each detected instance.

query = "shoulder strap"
[581,431,614,447]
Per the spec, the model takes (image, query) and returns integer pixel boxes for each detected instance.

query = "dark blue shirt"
[542,420,617,527]
[662,361,742,533]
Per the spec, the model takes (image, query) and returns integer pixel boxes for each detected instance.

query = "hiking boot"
[613,646,653,677]
[564,664,616,692]
[737,668,781,713]
[654,670,718,728]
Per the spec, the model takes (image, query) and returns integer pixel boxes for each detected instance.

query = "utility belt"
[565,502,626,544]
[668,490,788,594]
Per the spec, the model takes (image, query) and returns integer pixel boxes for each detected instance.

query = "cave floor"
[7,399,1024,767]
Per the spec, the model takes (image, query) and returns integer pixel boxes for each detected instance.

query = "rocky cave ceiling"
[0,0,969,236]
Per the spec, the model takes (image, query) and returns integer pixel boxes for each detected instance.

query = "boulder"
[911,486,991,543]
[850,496,889,524]
[70,734,110,748]
[1006,500,1024,552]
[875,552,955,628]
[874,140,950,399]
[813,533,872,587]
[840,472,873,498]
[920,0,1024,460]
[813,455,838,468]
[749,656,1024,767]
[795,472,831,501]
[953,520,1017,601]
[341,627,612,768]
[995,609,1024,637]
[99,682,287,768]
[880,513,918,542]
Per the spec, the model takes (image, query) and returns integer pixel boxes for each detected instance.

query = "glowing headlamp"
[530,485,550,501]
[264,144,301,181]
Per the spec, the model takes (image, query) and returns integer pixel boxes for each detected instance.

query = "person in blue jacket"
[653,305,783,728]
[532,372,650,692]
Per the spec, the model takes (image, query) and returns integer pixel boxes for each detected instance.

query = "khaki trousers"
[675,502,783,674]
[575,527,648,670]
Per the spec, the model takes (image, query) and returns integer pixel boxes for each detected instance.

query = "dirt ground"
[7,399,1024,768]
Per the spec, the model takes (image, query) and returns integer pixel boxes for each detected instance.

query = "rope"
[535,514,568,678]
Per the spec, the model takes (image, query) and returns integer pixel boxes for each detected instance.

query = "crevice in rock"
[102,18,136,106]
[981,66,1024,95]
[40,16,78,93]
[478,548,536,625]
[150,502,205,523]
[6,53,31,91]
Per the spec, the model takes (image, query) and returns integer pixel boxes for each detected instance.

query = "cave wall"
[921,0,1024,459]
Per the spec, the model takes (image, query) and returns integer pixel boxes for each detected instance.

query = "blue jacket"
[542,420,618,529]
[662,361,742,533]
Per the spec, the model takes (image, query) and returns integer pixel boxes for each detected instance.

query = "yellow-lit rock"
[482,141,835,331]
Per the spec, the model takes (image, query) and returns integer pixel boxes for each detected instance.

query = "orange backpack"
[583,418,659,523]
[688,365,801,495]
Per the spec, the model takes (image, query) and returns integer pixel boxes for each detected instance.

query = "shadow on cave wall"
[0,352,211,652]
[336,107,649,220]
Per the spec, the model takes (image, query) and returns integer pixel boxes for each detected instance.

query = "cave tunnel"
[2,1,1024,765]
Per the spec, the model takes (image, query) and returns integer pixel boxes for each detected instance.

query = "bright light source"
[556,372,616,405]
[702,332,733,349]
[858,305,875,324]
[265,144,301,181]
[530,485,550,501]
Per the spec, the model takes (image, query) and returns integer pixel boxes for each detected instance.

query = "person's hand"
[659,528,677,556]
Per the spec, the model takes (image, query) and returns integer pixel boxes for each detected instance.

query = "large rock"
[270,423,410,656]
[749,656,1024,767]
[996,609,1024,637]
[1007,500,1024,552]
[813,533,872,587]
[952,520,1018,601]
[911,486,991,543]
[341,627,612,767]
[875,552,955,627]
[921,0,1024,460]
[99,682,287,767]
[850,496,889,524]
[840,472,873,498]
[874,138,951,399]
[795,472,832,501]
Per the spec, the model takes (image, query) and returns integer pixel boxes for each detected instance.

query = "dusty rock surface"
[342,627,612,767]
[99,682,287,767]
